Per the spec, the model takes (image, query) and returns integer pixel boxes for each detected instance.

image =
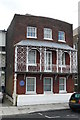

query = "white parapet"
[17,93,73,106]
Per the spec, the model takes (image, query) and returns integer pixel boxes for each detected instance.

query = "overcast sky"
[0,0,80,30]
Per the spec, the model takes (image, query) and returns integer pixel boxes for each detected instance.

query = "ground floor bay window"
[59,77,66,93]
[26,77,36,94]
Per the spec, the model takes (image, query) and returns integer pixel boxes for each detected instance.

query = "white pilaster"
[13,73,17,106]
[70,51,72,73]
[56,49,59,73]
[61,50,62,73]
[76,51,77,66]
[44,48,46,71]
[15,46,17,72]
[40,48,42,72]
[26,46,28,72]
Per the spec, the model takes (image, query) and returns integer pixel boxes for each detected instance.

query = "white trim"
[0,51,6,54]
[44,38,53,40]
[26,46,28,72]
[58,40,66,43]
[56,49,58,73]
[40,48,42,72]
[44,48,46,71]
[27,36,37,39]
[60,50,62,73]
[26,77,36,94]
[70,51,71,73]
[13,73,17,105]
[43,77,53,94]
[1,71,5,74]
[28,64,37,66]
[76,51,77,66]
[59,77,66,93]
[15,46,17,72]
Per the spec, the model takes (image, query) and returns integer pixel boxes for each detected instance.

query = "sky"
[0,0,80,30]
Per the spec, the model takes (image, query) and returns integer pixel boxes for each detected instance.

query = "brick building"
[6,14,77,106]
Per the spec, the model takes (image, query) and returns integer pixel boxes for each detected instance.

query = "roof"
[15,39,76,51]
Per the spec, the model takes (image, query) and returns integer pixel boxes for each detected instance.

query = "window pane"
[44,28,52,39]
[27,78,35,92]
[44,85,51,91]
[27,85,34,91]
[27,27,36,38]
[58,31,65,41]
[44,78,51,84]
[62,53,65,65]
[59,77,66,92]
[44,78,52,92]
[59,79,64,84]
[28,50,36,64]
[59,85,64,90]
[27,78,34,84]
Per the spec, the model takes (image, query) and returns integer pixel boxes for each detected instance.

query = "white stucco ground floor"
[17,93,73,106]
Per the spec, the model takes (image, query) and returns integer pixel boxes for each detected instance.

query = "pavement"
[0,96,70,116]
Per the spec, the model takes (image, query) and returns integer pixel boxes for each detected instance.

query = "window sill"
[58,40,66,43]
[27,36,37,39]
[28,64,37,66]
[26,92,36,95]
[44,38,53,40]
[59,91,67,94]
[59,65,66,67]
[44,91,53,94]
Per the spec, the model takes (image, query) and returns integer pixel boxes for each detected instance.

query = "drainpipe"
[13,46,17,105]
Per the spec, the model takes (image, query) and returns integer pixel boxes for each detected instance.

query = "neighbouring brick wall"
[67,76,74,93]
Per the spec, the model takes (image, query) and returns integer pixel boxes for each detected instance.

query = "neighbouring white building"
[0,30,6,88]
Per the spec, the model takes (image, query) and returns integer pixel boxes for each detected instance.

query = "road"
[2,109,80,120]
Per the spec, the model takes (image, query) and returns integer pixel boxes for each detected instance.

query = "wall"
[13,14,73,46]
[17,93,72,106]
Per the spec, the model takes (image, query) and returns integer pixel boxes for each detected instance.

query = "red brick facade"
[6,14,77,97]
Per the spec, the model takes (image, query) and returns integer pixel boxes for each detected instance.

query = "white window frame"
[62,52,66,66]
[44,28,52,40]
[44,77,53,94]
[45,51,52,72]
[58,31,65,42]
[28,50,36,66]
[26,77,36,94]
[27,26,37,38]
[59,77,66,93]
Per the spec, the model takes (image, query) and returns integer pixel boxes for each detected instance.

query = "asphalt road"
[2,109,80,120]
